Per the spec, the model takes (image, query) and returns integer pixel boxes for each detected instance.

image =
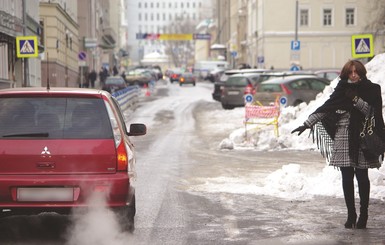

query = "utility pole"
[22,0,29,87]
[295,0,298,41]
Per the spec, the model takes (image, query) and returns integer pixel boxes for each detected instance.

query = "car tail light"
[180,77,185,82]
[244,84,254,94]
[281,84,292,95]
[117,140,128,171]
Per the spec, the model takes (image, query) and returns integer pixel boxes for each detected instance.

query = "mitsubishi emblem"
[41,146,51,155]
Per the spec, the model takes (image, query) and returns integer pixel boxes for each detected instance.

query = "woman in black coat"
[292,60,385,229]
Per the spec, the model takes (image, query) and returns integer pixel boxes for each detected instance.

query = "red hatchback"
[0,87,146,232]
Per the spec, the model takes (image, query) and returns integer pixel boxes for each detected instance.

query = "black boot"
[341,167,356,228]
[356,208,368,229]
[345,212,357,228]
[356,168,370,229]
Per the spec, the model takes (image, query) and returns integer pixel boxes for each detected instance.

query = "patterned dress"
[304,98,381,169]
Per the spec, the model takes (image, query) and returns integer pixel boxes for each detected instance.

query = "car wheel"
[293,100,303,106]
[179,83,182,86]
[193,83,196,86]
[221,103,233,110]
[115,194,136,233]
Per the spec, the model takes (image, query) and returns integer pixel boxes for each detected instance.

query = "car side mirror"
[127,123,147,136]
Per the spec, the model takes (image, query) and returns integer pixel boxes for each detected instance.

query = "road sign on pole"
[291,40,301,50]
[351,34,374,58]
[16,36,38,58]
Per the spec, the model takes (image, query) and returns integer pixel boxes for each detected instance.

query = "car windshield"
[0,97,113,139]
[226,77,250,86]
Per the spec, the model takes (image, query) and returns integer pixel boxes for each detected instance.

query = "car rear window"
[225,77,250,86]
[257,84,282,92]
[0,97,113,139]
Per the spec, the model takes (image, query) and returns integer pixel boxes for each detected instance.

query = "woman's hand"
[291,124,309,135]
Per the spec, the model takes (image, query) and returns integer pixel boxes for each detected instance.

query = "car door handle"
[36,162,56,169]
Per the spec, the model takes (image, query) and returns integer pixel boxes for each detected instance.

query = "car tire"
[193,83,196,86]
[179,83,182,86]
[221,103,233,110]
[293,100,303,106]
[115,194,136,233]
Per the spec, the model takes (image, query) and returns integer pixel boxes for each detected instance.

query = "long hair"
[339,60,367,80]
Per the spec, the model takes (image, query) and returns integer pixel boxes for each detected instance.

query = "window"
[346,8,355,26]
[144,2,147,8]
[138,13,141,21]
[300,9,309,26]
[138,2,141,8]
[144,13,148,21]
[323,9,332,26]
[0,98,113,139]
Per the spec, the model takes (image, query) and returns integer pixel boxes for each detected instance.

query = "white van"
[194,60,229,79]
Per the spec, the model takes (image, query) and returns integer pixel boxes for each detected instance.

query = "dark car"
[124,69,155,87]
[254,75,330,107]
[212,69,269,102]
[0,87,147,232]
[102,76,128,93]
[220,73,263,109]
[179,72,196,86]
[169,69,183,83]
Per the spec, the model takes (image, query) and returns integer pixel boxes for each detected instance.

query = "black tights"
[340,167,370,215]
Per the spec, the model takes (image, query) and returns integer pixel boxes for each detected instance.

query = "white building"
[217,0,385,70]
[126,0,213,67]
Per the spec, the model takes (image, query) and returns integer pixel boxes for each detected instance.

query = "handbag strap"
[360,107,375,137]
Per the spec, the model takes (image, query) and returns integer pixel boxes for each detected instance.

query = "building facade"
[126,0,214,67]
[0,0,41,88]
[217,0,385,70]
[40,0,79,87]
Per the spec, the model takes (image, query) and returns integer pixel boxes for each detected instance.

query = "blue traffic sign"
[290,65,300,71]
[280,96,287,105]
[244,94,253,103]
[291,40,301,50]
[78,51,87,61]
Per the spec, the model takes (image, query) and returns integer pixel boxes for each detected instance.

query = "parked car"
[179,72,196,86]
[314,69,340,81]
[169,69,183,83]
[102,76,128,93]
[220,73,264,109]
[0,87,147,232]
[212,69,269,102]
[254,75,330,107]
[124,68,157,87]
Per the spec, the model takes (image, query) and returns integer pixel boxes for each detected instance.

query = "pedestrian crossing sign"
[351,34,374,58]
[16,36,38,58]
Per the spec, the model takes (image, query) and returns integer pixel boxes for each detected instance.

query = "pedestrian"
[99,67,108,88]
[88,69,97,88]
[291,60,385,229]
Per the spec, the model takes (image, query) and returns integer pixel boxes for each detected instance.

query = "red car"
[0,87,146,232]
